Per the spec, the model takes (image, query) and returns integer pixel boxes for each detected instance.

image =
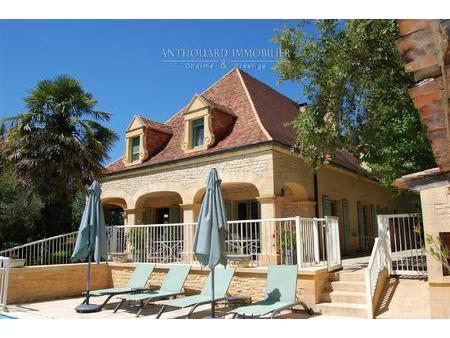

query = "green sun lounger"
[113,264,191,317]
[156,266,235,319]
[87,263,155,308]
[230,265,312,318]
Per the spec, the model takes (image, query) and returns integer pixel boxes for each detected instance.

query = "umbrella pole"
[75,238,101,312]
[85,246,92,305]
[211,267,215,318]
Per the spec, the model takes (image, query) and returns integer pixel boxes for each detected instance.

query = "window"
[237,200,260,220]
[131,137,140,162]
[191,118,204,148]
[156,208,170,224]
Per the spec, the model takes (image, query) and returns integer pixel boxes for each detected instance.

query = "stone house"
[101,68,411,256]
[395,19,450,318]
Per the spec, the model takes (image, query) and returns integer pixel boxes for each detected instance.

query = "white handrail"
[365,237,391,318]
[0,216,339,270]
[0,256,10,310]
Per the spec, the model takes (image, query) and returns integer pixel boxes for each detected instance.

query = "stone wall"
[5,262,330,307]
[317,165,413,252]
[101,147,275,209]
[6,263,112,304]
[109,263,329,305]
[420,183,450,318]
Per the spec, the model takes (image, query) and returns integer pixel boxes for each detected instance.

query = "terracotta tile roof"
[239,70,302,145]
[197,95,237,117]
[331,150,369,176]
[394,167,449,191]
[140,117,173,134]
[104,68,366,176]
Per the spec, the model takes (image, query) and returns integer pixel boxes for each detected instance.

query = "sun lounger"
[87,263,155,308]
[230,265,312,318]
[155,266,235,319]
[113,264,191,317]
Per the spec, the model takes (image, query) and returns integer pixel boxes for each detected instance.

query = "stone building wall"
[101,147,276,210]
[420,183,450,318]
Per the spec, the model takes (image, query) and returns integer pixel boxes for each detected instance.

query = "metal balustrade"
[0,216,342,271]
[0,231,78,266]
[377,214,426,275]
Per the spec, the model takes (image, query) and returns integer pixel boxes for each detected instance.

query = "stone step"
[327,281,366,292]
[320,290,367,304]
[316,302,368,318]
[330,271,366,282]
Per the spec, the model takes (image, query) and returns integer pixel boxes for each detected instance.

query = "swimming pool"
[0,313,16,319]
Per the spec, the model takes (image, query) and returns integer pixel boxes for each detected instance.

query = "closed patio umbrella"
[71,180,107,313]
[193,168,228,318]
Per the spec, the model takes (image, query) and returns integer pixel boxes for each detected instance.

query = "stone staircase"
[315,270,369,318]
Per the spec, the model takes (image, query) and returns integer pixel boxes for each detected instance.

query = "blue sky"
[0,20,311,162]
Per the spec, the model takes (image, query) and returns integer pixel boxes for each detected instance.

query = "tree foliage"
[2,75,117,237]
[274,20,435,186]
[0,140,42,249]
[4,75,117,199]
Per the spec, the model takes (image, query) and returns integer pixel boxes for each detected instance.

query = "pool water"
[0,313,16,319]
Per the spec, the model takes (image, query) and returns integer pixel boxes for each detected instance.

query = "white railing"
[0,256,10,310]
[326,217,342,271]
[377,214,426,275]
[365,237,391,318]
[0,231,78,266]
[0,216,341,270]
[109,223,195,264]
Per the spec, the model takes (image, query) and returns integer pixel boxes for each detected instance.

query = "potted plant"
[278,229,297,265]
[9,253,26,267]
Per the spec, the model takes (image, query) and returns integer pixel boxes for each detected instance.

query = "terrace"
[0,214,430,319]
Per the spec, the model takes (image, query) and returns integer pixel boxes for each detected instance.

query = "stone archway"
[280,182,314,218]
[102,197,127,226]
[135,191,183,224]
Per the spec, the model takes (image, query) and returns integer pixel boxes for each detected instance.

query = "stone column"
[124,209,137,225]
[180,204,196,263]
[123,209,137,260]
[257,196,282,265]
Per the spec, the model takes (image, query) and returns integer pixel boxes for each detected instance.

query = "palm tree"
[3,75,117,236]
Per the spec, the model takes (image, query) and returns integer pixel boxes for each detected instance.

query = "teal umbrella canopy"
[193,168,228,268]
[71,180,107,263]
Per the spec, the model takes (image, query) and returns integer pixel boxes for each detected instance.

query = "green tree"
[3,75,117,237]
[274,20,435,186]
[0,136,42,249]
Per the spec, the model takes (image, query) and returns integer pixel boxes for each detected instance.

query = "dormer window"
[131,136,141,162]
[124,116,172,166]
[192,118,204,148]
[181,94,236,153]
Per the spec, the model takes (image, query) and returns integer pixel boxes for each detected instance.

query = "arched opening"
[193,182,260,221]
[193,182,261,262]
[280,182,313,218]
[102,198,127,226]
[135,191,183,224]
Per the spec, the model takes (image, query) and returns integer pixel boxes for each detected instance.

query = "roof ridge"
[165,68,240,125]
[238,68,304,107]
[236,68,272,141]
